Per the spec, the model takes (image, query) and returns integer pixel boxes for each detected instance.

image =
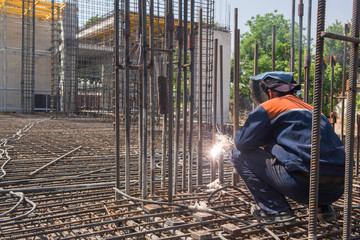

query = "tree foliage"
[231,11,351,117]
[236,11,301,96]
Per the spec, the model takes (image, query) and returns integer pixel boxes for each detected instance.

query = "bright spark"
[211,144,222,158]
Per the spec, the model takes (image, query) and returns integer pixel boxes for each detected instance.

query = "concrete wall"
[0,13,52,111]
[195,28,231,123]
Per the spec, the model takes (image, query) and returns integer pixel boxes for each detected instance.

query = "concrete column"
[60,3,78,113]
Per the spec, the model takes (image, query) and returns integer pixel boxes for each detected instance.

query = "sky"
[214,0,354,52]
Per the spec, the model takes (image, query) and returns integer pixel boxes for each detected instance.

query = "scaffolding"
[0,0,65,112]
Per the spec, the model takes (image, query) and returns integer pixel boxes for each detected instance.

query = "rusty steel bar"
[188,0,195,193]
[321,31,360,44]
[219,44,224,184]
[197,8,203,186]
[343,0,360,238]
[149,0,155,195]
[28,146,82,177]
[138,0,144,192]
[124,0,131,196]
[142,0,149,200]
[304,0,312,103]
[162,116,167,188]
[254,43,258,75]
[114,0,121,200]
[182,0,188,191]
[330,56,336,130]
[174,0,183,193]
[357,114,360,176]
[231,8,240,186]
[211,39,218,183]
[167,0,175,202]
[298,0,304,88]
[290,0,295,72]
[341,24,350,142]
[308,0,326,238]
[233,8,239,139]
[272,25,276,71]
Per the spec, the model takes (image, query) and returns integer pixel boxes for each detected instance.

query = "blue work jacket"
[235,95,345,176]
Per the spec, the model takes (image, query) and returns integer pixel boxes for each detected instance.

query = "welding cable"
[207,185,253,203]
[114,187,283,239]
[0,191,24,217]
[0,120,46,179]
[0,196,37,223]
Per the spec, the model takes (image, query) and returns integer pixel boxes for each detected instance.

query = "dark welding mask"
[249,71,301,105]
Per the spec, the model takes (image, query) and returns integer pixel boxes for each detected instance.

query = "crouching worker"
[231,71,344,223]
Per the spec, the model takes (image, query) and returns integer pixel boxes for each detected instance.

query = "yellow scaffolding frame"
[0,0,65,21]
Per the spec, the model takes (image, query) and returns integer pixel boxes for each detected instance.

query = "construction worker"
[231,71,345,223]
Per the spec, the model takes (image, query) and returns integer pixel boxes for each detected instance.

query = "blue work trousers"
[231,148,343,215]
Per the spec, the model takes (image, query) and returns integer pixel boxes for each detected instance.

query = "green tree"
[236,11,304,96]
[324,20,349,67]
[322,21,349,116]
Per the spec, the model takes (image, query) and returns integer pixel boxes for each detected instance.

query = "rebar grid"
[0,116,360,239]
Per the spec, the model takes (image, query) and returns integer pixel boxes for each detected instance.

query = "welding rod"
[28,146,82,177]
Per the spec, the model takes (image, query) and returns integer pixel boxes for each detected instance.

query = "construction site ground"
[1,113,360,239]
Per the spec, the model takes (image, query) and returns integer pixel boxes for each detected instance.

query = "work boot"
[317,204,336,222]
[251,205,296,223]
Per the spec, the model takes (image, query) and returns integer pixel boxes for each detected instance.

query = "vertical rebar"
[298,0,304,87]
[142,0,149,200]
[124,0,131,196]
[31,0,35,112]
[138,0,144,191]
[341,24,350,142]
[21,0,25,112]
[150,0,156,195]
[211,39,218,182]
[167,0,174,202]
[114,0,121,199]
[290,0,295,72]
[173,0,183,193]
[308,0,326,238]
[343,0,360,238]
[304,0,312,103]
[357,114,360,176]
[51,0,55,116]
[272,25,276,71]
[197,8,203,186]
[188,0,195,193]
[330,56,336,130]
[162,115,167,188]
[232,11,240,185]
[233,8,239,138]
[182,0,188,190]
[219,44,224,184]
[254,43,258,75]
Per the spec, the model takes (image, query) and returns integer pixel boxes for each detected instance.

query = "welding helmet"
[249,71,301,105]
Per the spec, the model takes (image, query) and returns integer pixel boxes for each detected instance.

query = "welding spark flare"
[210,134,234,158]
